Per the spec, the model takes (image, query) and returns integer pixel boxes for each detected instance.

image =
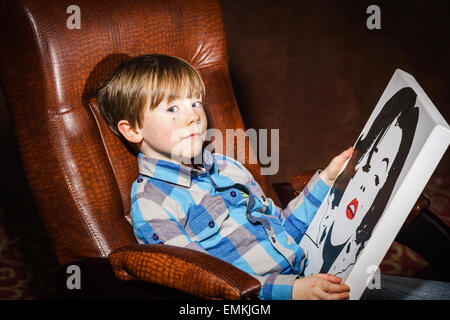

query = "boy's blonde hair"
[97,54,205,139]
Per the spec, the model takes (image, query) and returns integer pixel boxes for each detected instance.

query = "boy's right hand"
[292,274,350,300]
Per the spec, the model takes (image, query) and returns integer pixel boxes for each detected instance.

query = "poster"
[299,69,450,299]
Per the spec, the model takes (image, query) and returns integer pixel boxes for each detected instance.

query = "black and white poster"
[299,69,450,299]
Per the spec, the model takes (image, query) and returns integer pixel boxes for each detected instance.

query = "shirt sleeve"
[276,170,330,243]
[238,160,330,244]
[252,273,299,300]
[130,182,208,254]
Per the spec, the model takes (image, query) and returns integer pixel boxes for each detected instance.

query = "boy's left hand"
[319,147,354,187]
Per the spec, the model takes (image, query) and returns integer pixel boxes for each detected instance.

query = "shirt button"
[262,195,266,201]
[208,221,215,228]
[230,191,237,197]
[152,234,159,241]
[137,178,143,183]
[271,236,276,243]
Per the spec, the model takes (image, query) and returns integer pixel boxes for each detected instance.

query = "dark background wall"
[220,0,450,184]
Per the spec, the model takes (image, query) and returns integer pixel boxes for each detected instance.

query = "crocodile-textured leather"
[289,170,317,196]
[108,244,261,300]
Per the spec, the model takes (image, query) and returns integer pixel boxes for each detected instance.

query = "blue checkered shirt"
[128,147,330,300]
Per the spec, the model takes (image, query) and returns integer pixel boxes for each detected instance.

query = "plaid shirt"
[129,147,330,300]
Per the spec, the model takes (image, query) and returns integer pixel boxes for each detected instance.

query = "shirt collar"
[137,147,219,187]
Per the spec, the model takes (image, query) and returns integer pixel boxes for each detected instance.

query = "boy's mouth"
[183,133,202,140]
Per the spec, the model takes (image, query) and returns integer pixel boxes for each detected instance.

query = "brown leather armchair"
[0,0,447,300]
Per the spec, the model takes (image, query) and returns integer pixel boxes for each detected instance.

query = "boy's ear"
[117,120,143,144]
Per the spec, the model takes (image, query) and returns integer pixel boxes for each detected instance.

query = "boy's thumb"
[344,147,354,157]
[335,147,353,164]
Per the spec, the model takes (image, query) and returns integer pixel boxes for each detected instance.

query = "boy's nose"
[185,108,201,125]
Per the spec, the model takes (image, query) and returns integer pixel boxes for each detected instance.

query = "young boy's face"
[136,95,208,164]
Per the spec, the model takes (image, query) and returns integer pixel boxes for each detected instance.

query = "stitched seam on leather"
[47,112,108,257]
[195,61,229,70]
[22,6,50,97]
[88,100,126,215]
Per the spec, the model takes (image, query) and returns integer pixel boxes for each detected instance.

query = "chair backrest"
[0,0,280,266]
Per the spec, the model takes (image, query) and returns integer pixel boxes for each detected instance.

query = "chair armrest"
[108,244,261,300]
[289,170,317,196]
[395,209,450,282]
[271,182,296,209]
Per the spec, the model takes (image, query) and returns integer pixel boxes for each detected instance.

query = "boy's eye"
[167,106,178,112]
[193,101,203,108]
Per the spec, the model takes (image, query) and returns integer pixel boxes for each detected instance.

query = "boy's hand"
[319,147,354,186]
[292,274,350,300]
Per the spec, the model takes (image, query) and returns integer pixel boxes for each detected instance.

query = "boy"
[97,53,354,300]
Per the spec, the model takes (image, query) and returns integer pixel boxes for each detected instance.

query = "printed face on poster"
[300,70,450,284]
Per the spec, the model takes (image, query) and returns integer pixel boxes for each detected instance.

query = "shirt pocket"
[186,196,229,243]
